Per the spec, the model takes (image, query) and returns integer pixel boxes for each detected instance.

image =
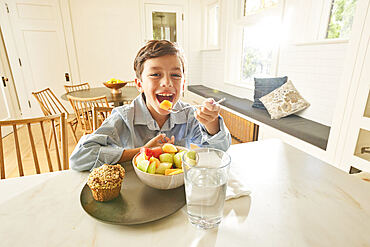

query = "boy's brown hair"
[134,40,185,80]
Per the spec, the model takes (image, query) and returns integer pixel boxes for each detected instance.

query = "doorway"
[0,0,72,117]
[144,4,184,46]
[0,27,21,136]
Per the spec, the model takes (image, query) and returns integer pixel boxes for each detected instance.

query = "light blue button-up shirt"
[69,94,231,171]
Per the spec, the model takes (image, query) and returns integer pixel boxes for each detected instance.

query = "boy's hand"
[144,133,175,148]
[194,98,220,135]
[119,134,175,163]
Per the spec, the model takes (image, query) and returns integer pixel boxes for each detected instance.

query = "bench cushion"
[188,85,330,150]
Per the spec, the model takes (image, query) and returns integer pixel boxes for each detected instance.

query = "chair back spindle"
[32,88,79,144]
[0,113,67,179]
[92,106,113,131]
[67,95,109,134]
[64,83,90,93]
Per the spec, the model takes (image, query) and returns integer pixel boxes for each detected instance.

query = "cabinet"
[337,0,370,173]
[342,88,370,173]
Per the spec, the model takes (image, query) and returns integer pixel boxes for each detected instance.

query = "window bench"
[187,85,330,150]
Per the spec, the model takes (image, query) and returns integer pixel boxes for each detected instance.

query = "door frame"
[0,0,31,117]
[139,0,189,59]
[0,27,21,120]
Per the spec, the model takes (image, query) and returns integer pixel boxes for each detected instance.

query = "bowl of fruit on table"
[103,78,128,95]
[132,143,196,190]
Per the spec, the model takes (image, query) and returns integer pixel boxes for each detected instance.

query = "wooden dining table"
[61,86,140,107]
[0,139,369,246]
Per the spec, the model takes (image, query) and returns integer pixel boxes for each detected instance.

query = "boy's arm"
[203,118,220,135]
[69,112,128,171]
[188,111,231,152]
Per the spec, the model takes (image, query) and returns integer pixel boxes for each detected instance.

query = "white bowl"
[131,147,187,190]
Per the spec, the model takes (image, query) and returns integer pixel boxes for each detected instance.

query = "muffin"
[87,164,125,202]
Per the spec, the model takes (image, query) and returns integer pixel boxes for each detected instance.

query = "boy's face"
[136,54,185,116]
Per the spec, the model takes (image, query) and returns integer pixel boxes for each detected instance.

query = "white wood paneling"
[278,42,348,126]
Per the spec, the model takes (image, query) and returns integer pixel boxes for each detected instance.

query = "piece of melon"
[164,168,181,176]
[156,162,173,175]
[147,161,157,174]
[162,143,177,153]
[174,150,186,168]
[159,100,172,110]
[168,169,183,175]
[135,152,147,166]
[149,156,160,168]
[137,159,150,172]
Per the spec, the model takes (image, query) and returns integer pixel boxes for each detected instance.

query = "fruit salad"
[134,143,196,176]
[159,100,173,111]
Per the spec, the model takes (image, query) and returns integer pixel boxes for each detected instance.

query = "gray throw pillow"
[253,76,288,109]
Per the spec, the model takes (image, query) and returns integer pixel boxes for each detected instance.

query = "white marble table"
[0,139,369,247]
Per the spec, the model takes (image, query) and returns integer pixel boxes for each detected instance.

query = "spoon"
[170,98,226,113]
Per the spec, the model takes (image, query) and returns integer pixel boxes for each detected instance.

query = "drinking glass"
[182,148,231,229]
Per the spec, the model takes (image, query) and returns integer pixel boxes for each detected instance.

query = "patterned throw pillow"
[260,80,310,119]
[252,76,288,109]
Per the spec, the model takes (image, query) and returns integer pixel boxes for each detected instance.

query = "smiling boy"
[70,40,231,171]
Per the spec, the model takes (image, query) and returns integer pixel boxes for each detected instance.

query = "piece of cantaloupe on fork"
[159,100,173,110]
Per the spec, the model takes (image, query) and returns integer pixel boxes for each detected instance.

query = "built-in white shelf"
[354,129,370,163]
[350,155,370,172]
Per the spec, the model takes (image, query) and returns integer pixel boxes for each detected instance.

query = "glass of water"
[182,148,231,229]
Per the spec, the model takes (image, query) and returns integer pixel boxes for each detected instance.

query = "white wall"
[186,0,202,86]
[197,0,350,126]
[69,0,203,88]
[68,0,143,87]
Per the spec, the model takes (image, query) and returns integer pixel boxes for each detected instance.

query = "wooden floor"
[2,124,242,179]
[1,123,84,179]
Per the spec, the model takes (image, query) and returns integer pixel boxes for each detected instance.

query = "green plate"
[80,162,186,225]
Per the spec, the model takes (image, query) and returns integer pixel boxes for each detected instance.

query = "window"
[152,12,177,42]
[326,0,358,39]
[224,0,282,86]
[241,27,273,81]
[203,0,220,49]
[243,0,279,16]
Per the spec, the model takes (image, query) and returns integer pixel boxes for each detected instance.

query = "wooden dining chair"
[67,95,109,134]
[32,88,79,143]
[64,82,90,93]
[0,113,68,179]
[92,106,113,131]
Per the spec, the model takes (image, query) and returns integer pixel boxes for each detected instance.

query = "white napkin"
[226,170,251,200]
[195,151,251,201]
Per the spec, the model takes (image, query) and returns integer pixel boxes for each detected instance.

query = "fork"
[170,98,226,113]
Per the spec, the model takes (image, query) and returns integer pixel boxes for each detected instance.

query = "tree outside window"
[326,0,358,39]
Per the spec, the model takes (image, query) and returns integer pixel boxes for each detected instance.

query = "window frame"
[310,0,358,41]
[224,0,283,88]
[202,0,221,50]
